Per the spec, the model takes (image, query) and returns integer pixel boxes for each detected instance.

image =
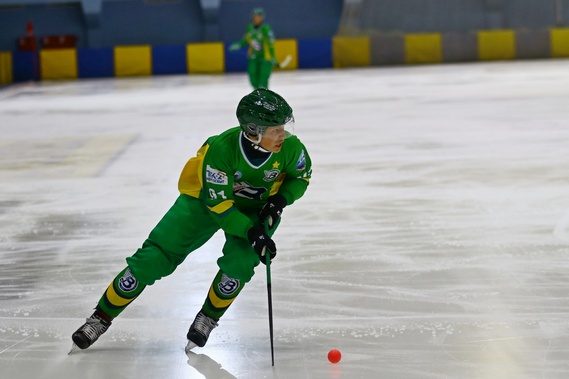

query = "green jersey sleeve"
[272,138,312,206]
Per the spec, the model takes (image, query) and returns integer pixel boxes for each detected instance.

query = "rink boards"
[1,28,569,85]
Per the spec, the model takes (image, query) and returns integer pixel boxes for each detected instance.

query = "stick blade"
[279,55,292,69]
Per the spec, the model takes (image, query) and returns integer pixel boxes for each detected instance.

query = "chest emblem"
[263,169,280,182]
[233,181,267,200]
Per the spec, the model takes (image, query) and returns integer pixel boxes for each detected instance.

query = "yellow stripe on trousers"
[105,283,137,307]
[208,286,235,309]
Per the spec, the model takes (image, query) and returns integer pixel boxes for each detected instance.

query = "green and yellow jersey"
[178,127,311,239]
[235,23,276,61]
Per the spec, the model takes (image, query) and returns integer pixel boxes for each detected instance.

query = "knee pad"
[126,245,177,286]
[217,253,256,283]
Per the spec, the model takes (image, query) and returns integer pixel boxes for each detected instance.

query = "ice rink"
[1,59,569,379]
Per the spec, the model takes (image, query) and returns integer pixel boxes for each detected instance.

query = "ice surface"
[1,60,569,378]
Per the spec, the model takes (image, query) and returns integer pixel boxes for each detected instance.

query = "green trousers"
[97,194,276,318]
[248,58,273,89]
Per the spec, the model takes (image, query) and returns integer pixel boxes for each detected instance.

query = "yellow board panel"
[332,36,370,68]
[114,46,152,77]
[274,39,298,70]
[0,52,13,85]
[478,30,516,61]
[551,28,569,57]
[405,33,443,64]
[40,49,78,80]
[187,43,224,74]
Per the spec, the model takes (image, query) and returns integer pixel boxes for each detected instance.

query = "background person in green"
[71,88,312,352]
[230,8,278,89]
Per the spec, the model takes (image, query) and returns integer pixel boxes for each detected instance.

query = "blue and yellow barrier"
[551,28,569,57]
[0,51,13,86]
[332,36,370,68]
[405,33,443,64]
[186,42,224,74]
[40,49,78,80]
[478,30,516,61]
[114,45,152,77]
[4,27,569,84]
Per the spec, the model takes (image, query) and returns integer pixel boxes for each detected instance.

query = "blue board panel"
[225,44,247,73]
[12,51,39,82]
[298,38,332,69]
[152,45,187,75]
[77,48,114,78]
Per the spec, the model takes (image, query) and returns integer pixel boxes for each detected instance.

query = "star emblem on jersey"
[272,161,280,169]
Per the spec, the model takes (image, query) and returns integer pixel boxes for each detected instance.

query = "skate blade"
[184,340,198,354]
[68,342,80,355]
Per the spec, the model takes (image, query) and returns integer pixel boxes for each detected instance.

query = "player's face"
[252,14,263,26]
[259,125,286,153]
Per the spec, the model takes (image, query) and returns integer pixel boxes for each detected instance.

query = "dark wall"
[0,0,344,51]
[360,0,487,33]
[97,1,203,46]
[220,0,344,41]
[356,0,569,33]
[1,0,568,52]
[0,4,86,50]
[505,0,559,28]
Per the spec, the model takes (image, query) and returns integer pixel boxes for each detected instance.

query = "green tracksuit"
[234,23,277,89]
[97,127,311,319]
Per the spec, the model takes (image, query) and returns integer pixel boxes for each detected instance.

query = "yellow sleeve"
[178,144,208,198]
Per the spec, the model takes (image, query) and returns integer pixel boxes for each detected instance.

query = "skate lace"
[193,312,218,337]
[80,315,109,341]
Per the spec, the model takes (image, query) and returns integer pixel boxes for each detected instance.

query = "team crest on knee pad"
[118,268,138,292]
[218,274,240,296]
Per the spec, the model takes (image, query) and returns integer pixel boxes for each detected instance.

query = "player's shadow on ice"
[186,351,237,379]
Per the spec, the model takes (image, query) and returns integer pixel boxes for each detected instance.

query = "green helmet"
[252,7,265,17]
[236,88,294,137]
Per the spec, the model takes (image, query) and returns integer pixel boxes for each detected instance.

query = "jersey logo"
[296,150,306,171]
[263,169,280,182]
[234,181,267,200]
[206,165,228,185]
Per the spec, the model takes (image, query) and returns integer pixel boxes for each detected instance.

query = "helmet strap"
[254,144,270,153]
[243,132,270,152]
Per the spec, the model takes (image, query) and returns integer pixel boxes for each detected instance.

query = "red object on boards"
[41,35,77,49]
[26,20,34,36]
[18,36,37,51]
[18,20,37,51]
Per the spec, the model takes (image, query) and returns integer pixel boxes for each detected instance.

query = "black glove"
[259,194,287,230]
[247,225,276,265]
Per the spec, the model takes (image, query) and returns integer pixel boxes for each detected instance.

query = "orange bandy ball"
[328,349,341,363]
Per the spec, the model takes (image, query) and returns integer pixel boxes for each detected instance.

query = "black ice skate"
[71,312,112,349]
[185,311,218,352]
